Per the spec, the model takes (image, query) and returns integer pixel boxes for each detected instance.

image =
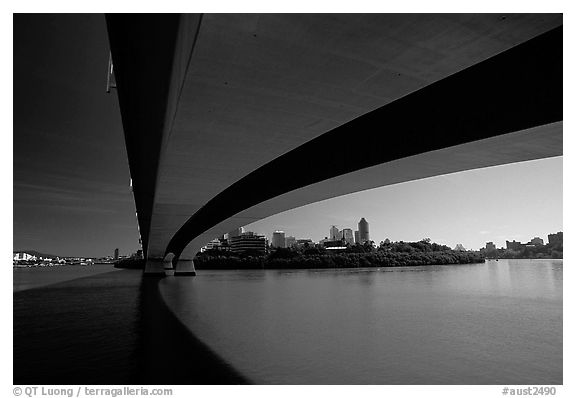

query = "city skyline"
[14,156,562,257]
[12,15,563,257]
[246,156,562,251]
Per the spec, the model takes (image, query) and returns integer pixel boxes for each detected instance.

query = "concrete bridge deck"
[106,14,562,273]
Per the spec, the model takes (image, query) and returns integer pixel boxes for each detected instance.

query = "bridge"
[106,14,562,276]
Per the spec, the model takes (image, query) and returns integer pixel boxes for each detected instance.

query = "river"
[159,259,562,384]
[13,259,562,384]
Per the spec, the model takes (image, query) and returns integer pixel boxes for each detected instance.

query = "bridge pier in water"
[144,255,196,277]
[144,258,166,276]
[174,259,196,276]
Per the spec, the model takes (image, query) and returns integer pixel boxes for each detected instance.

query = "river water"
[159,259,562,384]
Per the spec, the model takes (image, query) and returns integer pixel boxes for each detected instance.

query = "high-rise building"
[114,248,119,260]
[227,227,244,240]
[229,232,266,254]
[486,242,496,251]
[358,218,370,244]
[341,228,354,245]
[329,226,340,240]
[548,232,563,245]
[285,236,296,248]
[272,231,286,248]
[354,230,360,244]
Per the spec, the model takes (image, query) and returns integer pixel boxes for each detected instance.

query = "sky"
[246,156,563,250]
[13,14,139,257]
[12,14,563,257]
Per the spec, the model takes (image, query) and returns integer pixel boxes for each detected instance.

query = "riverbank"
[195,250,485,270]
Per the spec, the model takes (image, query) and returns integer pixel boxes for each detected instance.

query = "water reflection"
[160,259,562,384]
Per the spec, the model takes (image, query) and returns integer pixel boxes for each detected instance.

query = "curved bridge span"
[106,14,562,275]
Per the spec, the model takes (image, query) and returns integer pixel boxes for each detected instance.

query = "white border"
[3,3,572,396]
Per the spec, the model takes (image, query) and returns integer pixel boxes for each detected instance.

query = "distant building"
[272,231,286,248]
[329,226,340,240]
[506,240,523,251]
[319,237,331,246]
[323,239,346,248]
[227,227,244,240]
[295,239,314,248]
[485,242,496,251]
[114,248,119,260]
[285,236,296,248]
[354,230,360,244]
[530,237,544,246]
[548,232,563,245]
[454,244,466,251]
[341,228,354,245]
[202,238,223,252]
[358,218,370,244]
[13,252,36,261]
[229,232,266,254]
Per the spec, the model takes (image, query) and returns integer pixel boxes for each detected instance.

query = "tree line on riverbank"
[195,239,485,270]
[484,241,563,260]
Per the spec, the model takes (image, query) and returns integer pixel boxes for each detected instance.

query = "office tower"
[285,236,296,248]
[358,218,370,244]
[329,225,340,240]
[227,227,244,240]
[229,231,266,254]
[272,231,286,248]
[341,228,354,245]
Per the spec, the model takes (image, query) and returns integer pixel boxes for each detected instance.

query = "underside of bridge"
[106,14,562,275]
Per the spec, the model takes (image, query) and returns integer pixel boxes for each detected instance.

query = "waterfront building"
[272,231,286,248]
[114,248,119,260]
[454,243,466,251]
[358,218,370,244]
[530,237,544,246]
[354,230,360,244]
[548,232,563,245]
[341,228,354,245]
[285,236,296,248]
[486,242,496,251]
[229,231,266,254]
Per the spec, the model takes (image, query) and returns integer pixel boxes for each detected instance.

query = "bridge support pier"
[143,258,165,276]
[175,259,196,276]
